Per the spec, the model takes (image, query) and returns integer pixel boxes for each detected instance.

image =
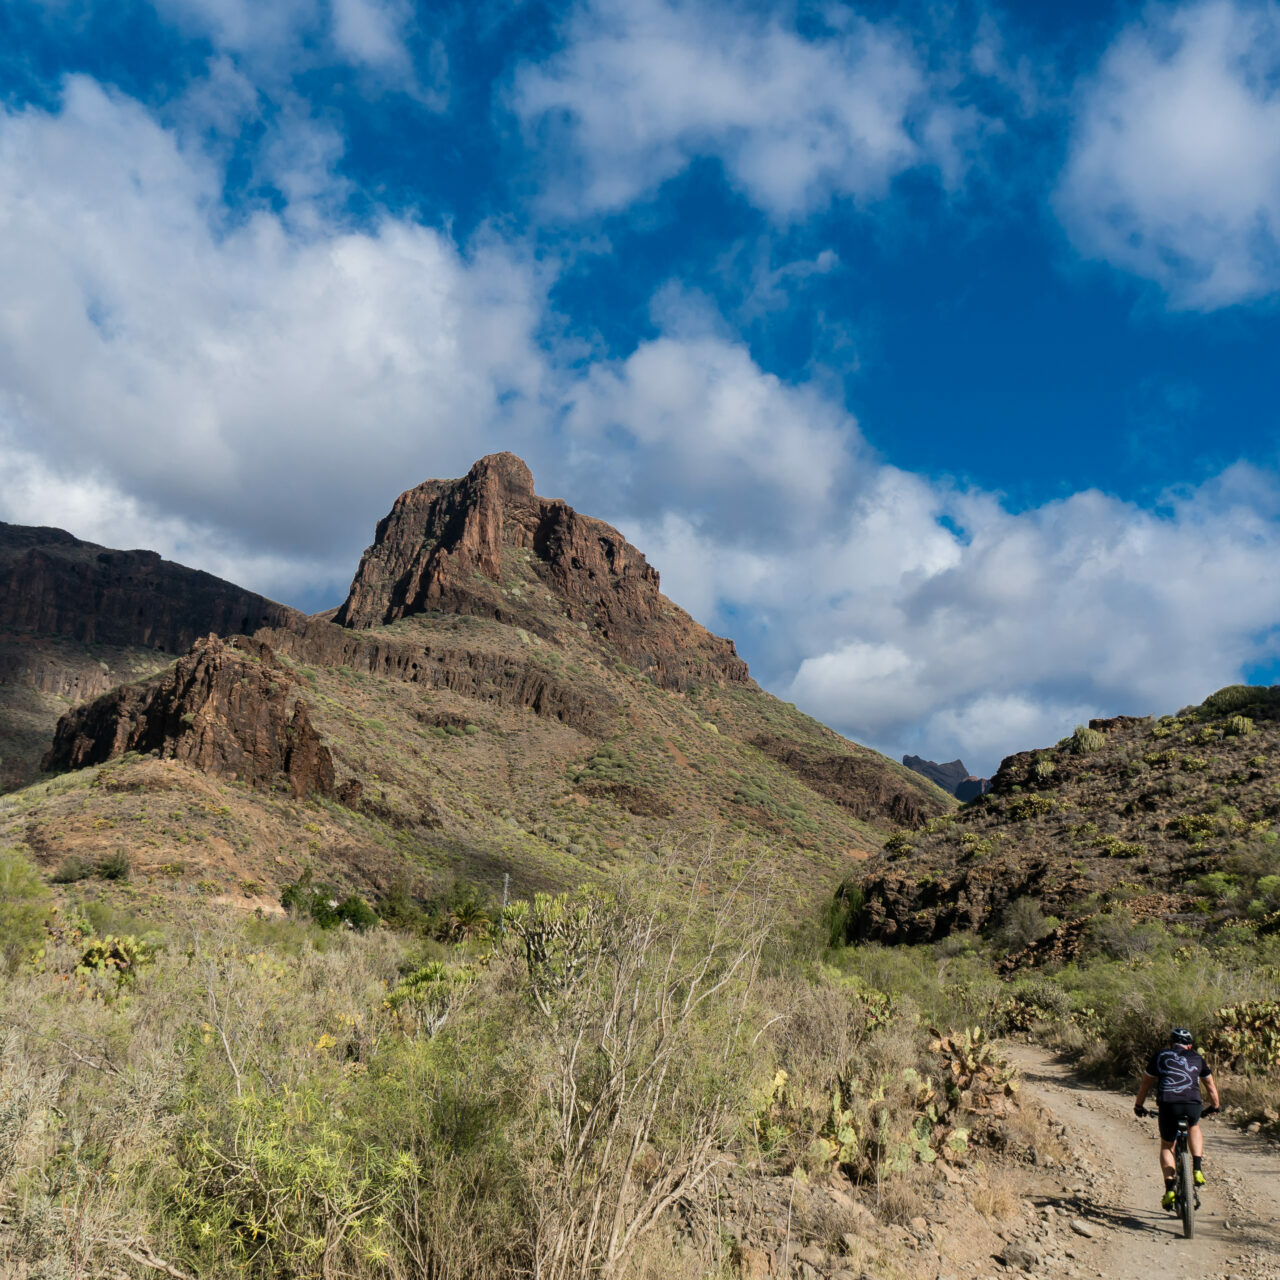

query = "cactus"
[75,934,155,985]
[1204,1001,1280,1071]
[929,1027,1019,1114]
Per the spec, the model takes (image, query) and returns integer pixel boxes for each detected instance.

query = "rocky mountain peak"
[335,454,748,691]
[902,754,991,801]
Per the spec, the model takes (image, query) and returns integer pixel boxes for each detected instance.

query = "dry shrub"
[506,856,777,1280]
[874,1165,932,1225]
[970,1164,1020,1221]
[998,1098,1067,1166]
[798,1194,864,1254]
[617,1229,733,1280]
[1218,1070,1280,1128]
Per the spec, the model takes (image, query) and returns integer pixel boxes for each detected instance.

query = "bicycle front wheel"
[1178,1149,1195,1238]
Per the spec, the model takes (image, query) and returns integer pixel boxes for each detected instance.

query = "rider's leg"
[1189,1122,1207,1183]
[1160,1139,1176,1178]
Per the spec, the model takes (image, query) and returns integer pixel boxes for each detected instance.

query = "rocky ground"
[676,1045,1280,1280]
[987,1046,1280,1280]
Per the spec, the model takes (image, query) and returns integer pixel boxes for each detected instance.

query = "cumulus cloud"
[5,37,1280,776]
[512,0,989,218]
[1057,0,1280,308]
[601,342,1280,776]
[564,332,856,531]
[0,76,548,575]
[0,438,341,602]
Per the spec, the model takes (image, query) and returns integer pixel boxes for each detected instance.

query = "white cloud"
[153,0,431,95]
[1057,0,1280,308]
[512,0,988,218]
[577,334,1280,775]
[0,438,340,602]
[5,58,1280,778]
[0,76,548,573]
[331,0,414,73]
[565,332,859,543]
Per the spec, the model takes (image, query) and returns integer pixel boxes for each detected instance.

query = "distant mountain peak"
[335,453,749,692]
[902,754,991,801]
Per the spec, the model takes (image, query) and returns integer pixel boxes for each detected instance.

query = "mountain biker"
[1133,1027,1221,1210]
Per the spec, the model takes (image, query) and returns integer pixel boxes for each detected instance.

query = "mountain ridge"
[14,454,954,908]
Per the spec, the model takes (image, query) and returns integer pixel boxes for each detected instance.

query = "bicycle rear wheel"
[1178,1149,1195,1238]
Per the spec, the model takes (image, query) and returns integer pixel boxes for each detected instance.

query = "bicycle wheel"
[1178,1149,1195,1238]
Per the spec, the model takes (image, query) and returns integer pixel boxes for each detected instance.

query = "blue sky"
[3,0,1280,773]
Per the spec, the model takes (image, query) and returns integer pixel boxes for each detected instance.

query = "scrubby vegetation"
[1,846,1042,1279]
[827,908,1280,1133]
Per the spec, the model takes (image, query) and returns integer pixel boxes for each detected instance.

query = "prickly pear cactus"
[1205,1001,1280,1071]
[929,1027,1019,1115]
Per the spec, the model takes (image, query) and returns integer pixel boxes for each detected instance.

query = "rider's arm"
[1135,1071,1156,1110]
[1203,1070,1220,1109]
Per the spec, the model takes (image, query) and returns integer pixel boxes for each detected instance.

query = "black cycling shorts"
[1157,1101,1202,1142]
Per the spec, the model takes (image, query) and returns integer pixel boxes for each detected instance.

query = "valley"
[1,454,1278,1280]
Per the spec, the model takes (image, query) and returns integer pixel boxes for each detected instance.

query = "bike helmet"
[1170,1026,1194,1047]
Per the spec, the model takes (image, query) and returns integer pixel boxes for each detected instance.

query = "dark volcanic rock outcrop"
[754,735,951,830]
[844,691,1280,948]
[0,522,303,652]
[335,453,749,692]
[43,635,336,799]
[902,754,990,801]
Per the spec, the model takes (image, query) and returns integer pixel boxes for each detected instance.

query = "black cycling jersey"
[1145,1047,1212,1105]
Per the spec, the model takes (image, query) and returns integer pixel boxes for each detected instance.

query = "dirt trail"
[1001,1045,1280,1280]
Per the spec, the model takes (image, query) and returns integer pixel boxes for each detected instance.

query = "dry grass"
[1000,1098,1068,1165]
[970,1164,1021,1222]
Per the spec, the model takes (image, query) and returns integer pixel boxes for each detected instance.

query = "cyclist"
[1133,1026,1221,1210]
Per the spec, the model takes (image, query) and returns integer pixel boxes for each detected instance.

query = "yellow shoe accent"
[1162,1189,1176,1210]
[1194,1170,1206,1187]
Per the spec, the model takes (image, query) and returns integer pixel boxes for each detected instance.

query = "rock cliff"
[756,736,950,829]
[0,522,303,652]
[902,754,990,801]
[43,635,336,799]
[257,618,617,736]
[0,523,306,789]
[335,454,749,692]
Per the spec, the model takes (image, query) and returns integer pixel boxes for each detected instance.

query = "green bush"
[1169,813,1217,842]
[1032,758,1056,782]
[281,871,379,931]
[50,855,95,884]
[1200,685,1274,718]
[1225,714,1255,737]
[97,849,131,880]
[996,898,1054,951]
[1006,793,1057,821]
[0,849,50,970]
[1070,725,1106,755]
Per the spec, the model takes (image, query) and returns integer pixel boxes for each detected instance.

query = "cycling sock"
[1165,1176,1176,1190]
[1193,1156,1203,1172]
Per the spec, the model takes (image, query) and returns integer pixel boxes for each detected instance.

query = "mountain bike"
[1136,1105,1218,1238]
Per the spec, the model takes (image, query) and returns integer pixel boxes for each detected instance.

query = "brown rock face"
[0,522,303,652]
[335,453,750,692]
[753,735,951,830]
[258,619,616,737]
[43,635,336,799]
